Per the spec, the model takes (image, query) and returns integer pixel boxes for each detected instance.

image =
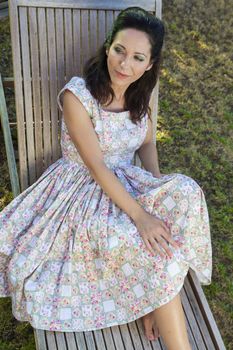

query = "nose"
[120,56,130,68]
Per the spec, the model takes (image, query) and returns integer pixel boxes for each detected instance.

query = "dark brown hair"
[83,7,165,124]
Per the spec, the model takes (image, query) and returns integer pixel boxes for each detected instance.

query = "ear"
[106,49,109,56]
[145,62,153,71]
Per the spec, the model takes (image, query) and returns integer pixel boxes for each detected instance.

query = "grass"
[0,0,233,349]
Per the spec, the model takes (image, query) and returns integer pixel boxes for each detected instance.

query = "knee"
[175,173,202,195]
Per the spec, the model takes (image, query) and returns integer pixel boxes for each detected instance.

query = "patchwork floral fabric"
[0,76,212,332]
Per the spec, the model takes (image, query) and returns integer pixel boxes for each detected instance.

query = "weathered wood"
[46,331,57,349]
[0,74,20,197]
[55,332,67,350]
[181,285,207,349]
[10,0,28,189]
[64,332,77,350]
[29,7,44,178]
[19,6,37,183]
[109,325,125,349]
[8,0,226,349]
[34,329,47,350]
[38,7,52,169]
[74,331,87,350]
[47,8,60,163]
[102,327,116,349]
[73,9,81,77]
[188,270,226,350]
[118,323,134,350]
[127,321,144,350]
[16,0,157,11]
[92,330,107,349]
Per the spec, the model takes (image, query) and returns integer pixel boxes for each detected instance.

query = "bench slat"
[110,326,125,349]
[65,333,77,350]
[102,327,116,349]
[74,332,87,350]
[46,331,57,349]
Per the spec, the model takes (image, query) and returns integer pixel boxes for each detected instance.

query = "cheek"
[108,54,119,68]
[134,65,149,77]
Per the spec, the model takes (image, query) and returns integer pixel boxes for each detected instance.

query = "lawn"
[0,1,232,349]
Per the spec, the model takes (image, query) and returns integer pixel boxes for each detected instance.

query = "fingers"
[145,238,166,258]
[142,222,179,258]
[161,230,180,249]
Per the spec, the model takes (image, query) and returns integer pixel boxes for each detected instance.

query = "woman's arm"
[137,118,161,177]
[63,91,177,257]
[63,90,145,222]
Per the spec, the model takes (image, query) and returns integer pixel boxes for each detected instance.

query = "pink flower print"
[131,303,140,315]
[159,272,167,280]
[61,298,69,307]
[50,320,62,331]
[119,280,130,293]
[103,290,112,299]
[85,318,94,327]
[116,270,124,279]
[172,191,181,201]
[159,207,167,216]
[106,312,116,321]
[82,295,91,304]
[73,308,81,317]
[131,260,140,269]
[94,305,102,314]
[171,225,180,235]
[64,321,72,329]
[45,296,53,303]
[141,298,149,307]
[126,292,134,301]
[90,283,98,291]
[95,315,105,327]
[163,284,175,294]
[142,281,149,290]
[173,208,180,217]
[91,292,102,304]
[129,275,138,284]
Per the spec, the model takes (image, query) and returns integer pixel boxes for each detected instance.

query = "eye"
[135,56,144,62]
[114,46,123,53]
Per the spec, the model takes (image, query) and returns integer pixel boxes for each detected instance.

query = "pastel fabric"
[0,77,212,332]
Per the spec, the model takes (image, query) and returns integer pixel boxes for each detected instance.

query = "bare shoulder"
[62,89,104,170]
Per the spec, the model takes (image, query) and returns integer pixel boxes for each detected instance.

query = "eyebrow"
[115,43,147,57]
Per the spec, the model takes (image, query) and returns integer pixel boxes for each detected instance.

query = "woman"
[0,7,212,350]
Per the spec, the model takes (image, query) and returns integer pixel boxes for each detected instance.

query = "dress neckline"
[80,76,130,116]
[100,107,130,115]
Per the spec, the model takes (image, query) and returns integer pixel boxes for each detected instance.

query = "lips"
[115,70,129,78]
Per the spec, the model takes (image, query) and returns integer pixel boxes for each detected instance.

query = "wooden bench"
[0,0,226,349]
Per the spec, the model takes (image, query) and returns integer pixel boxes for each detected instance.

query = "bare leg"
[152,292,192,350]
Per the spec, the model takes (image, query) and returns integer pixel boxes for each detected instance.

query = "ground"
[0,0,232,349]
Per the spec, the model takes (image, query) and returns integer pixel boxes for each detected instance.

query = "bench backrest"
[9,0,162,191]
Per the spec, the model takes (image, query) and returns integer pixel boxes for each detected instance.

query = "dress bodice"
[57,77,148,169]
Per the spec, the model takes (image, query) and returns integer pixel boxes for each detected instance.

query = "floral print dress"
[0,76,212,332]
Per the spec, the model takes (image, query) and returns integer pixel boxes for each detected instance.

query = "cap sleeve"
[57,76,93,117]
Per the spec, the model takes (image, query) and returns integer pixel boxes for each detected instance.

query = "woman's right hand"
[134,210,180,258]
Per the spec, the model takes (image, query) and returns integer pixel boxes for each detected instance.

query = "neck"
[111,83,129,102]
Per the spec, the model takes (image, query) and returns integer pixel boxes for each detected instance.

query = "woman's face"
[106,28,153,88]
